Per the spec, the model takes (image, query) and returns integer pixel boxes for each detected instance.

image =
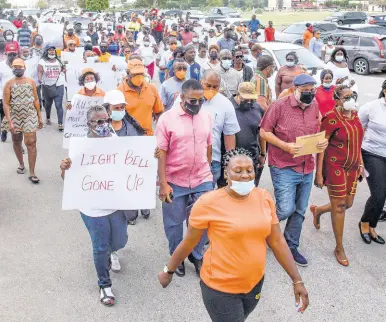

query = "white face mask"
[48,54,56,59]
[342,98,356,111]
[221,59,232,70]
[229,179,255,196]
[144,41,150,47]
[286,61,295,67]
[335,55,344,62]
[84,81,96,90]
[323,82,332,88]
[327,41,333,46]
[6,35,13,41]
[192,37,198,42]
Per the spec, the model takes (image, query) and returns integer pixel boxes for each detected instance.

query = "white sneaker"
[110,252,121,272]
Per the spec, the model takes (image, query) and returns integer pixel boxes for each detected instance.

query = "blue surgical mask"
[230,179,255,196]
[111,110,125,121]
[221,59,232,70]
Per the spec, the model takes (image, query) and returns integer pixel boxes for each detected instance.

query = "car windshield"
[283,24,306,34]
[332,12,344,17]
[273,48,325,69]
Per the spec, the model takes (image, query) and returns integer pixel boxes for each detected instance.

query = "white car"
[184,10,206,20]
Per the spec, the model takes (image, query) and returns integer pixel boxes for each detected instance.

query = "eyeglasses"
[235,55,244,59]
[90,118,112,125]
[186,98,205,105]
[221,57,232,61]
[175,66,187,71]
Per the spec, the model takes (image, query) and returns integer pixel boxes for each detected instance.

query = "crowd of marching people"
[2,8,386,320]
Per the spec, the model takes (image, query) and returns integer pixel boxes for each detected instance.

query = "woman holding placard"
[311,85,364,266]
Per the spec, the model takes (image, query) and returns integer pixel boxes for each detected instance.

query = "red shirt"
[13,20,22,29]
[153,22,164,32]
[180,31,193,46]
[260,94,320,174]
[264,27,275,42]
[315,85,335,117]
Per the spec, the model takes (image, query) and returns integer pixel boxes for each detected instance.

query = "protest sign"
[66,62,119,100]
[39,23,64,49]
[61,49,84,66]
[62,94,105,149]
[62,136,157,210]
[25,56,40,81]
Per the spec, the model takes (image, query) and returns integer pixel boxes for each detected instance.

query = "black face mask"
[210,52,218,60]
[184,27,189,32]
[299,91,315,105]
[185,101,202,116]
[118,29,123,34]
[100,47,107,53]
[35,39,43,45]
[172,27,177,31]
[239,101,254,111]
[13,68,24,77]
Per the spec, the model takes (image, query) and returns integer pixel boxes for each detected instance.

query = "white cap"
[102,29,108,34]
[104,90,126,105]
[67,24,74,30]
[84,35,91,42]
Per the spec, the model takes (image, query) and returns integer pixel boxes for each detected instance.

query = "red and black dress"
[321,108,364,198]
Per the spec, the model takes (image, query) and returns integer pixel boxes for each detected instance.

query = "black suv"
[324,12,368,25]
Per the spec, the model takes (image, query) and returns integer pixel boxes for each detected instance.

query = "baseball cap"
[81,68,96,76]
[127,59,145,74]
[67,24,74,30]
[104,90,126,105]
[12,58,25,68]
[293,74,316,87]
[238,82,258,100]
[5,43,18,53]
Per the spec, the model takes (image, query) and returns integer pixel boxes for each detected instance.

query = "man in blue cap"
[260,73,328,267]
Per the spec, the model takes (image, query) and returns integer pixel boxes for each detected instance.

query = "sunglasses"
[221,57,232,61]
[235,55,244,59]
[100,47,107,50]
[175,66,187,71]
[186,98,205,105]
[90,118,112,125]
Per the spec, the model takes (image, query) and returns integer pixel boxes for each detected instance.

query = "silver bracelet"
[293,281,304,286]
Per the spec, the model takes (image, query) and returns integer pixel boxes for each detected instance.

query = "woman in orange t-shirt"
[158,148,309,321]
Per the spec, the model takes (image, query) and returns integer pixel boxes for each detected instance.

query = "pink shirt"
[156,102,213,188]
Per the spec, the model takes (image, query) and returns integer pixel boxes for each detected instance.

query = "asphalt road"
[1,72,385,322]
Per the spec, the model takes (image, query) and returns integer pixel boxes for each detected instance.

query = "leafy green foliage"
[86,0,110,11]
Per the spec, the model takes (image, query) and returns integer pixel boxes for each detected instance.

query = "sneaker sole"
[295,261,308,267]
[111,268,121,273]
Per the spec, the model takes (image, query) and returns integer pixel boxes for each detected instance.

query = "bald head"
[201,69,221,83]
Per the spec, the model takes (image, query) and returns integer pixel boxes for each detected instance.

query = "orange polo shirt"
[77,87,105,97]
[117,79,164,135]
[189,187,279,294]
[303,30,313,49]
[64,34,81,47]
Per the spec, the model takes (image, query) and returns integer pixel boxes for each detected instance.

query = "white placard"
[62,94,105,149]
[62,136,157,210]
[61,48,84,66]
[39,23,64,49]
[25,56,40,81]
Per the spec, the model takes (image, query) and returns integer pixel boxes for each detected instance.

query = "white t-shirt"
[38,58,66,86]
[159,49,173,68]
[201,93,240,162]
[202,61,221,73]
[196,55,208,68]
[138,45,156,66]
[0,60,14,100]
[136,32,156,46]
[207,36,218,47]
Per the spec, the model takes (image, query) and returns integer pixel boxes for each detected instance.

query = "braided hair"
[223,148,253,168]
[379,80,386,98]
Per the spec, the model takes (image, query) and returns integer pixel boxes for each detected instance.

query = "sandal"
[100,287,115,307]
[28,176,40,184]
[17,166,25,174]
[310,205,321,230]
[334,249,349,267]
[58,124,64,131]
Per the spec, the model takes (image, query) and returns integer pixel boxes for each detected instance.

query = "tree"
[0,0,11,9]
[86,0,109,11]
[37,0,49,9]
[77,0,86,8]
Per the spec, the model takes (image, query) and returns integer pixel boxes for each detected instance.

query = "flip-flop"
[28,176,40,184]
[17,167,25,174]
[310,205,321,230]
[334,249,349,267]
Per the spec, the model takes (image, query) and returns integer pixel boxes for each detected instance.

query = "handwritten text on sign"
[62,136,157,210]
[62,94,104,149]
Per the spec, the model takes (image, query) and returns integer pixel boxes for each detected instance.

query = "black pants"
[200,277,264,322]
[0,100,5,133]
[361,149,386,228]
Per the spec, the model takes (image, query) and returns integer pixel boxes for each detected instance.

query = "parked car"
[275,21,337,45]
[369,14,386,27]
[324,11,368,25]
[0,19,17,33]
[207,7,241,19]
[331,32,386,74]
[184,10,206,19]
[337,24,386,35]
[163,9,184,18]
[259,42,325,100]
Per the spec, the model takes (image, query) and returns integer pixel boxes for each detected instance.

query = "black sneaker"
[1,131,7,142]
[379,211,386,222]
[175,261,185,277]
[188,253,203,275]
[290,249,308,267]
[141,209,150,219]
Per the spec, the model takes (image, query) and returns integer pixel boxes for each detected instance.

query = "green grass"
[242,11,332,26]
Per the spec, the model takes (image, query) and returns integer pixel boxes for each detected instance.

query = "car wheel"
[361,20,365,24]
[338,20,343,25]
[294,39,302,45]
[354,58,369,75]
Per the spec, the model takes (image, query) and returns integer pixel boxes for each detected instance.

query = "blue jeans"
[81,210,128,288]
[44,85,64,124]
[270,167,313,250]
[159,70,165,84]
[162,182,212,260]
[211,161,222,188]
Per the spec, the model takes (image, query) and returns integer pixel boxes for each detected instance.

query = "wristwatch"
[260,153,266,157]
[163,265,175,275]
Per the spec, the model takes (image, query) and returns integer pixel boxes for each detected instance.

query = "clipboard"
[294,131,326,158]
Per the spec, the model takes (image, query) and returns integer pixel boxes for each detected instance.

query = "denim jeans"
[159,70,165,84]
[211,161,222,188]
[270,167,313,250]
[44,85,64,124]
[81,210,128,288]
[162,181,212,260]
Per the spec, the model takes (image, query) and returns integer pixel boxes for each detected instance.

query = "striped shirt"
[252,70,272,105]
[17,28,32,48]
